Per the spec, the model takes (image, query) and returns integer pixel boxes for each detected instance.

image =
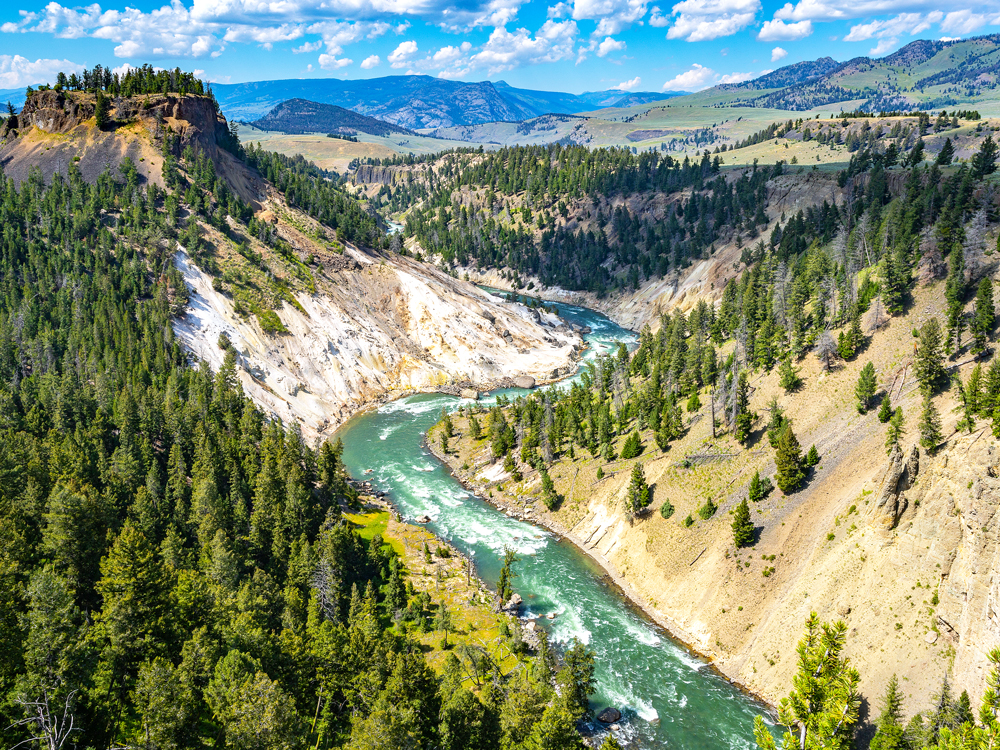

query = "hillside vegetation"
[250,98,414,137]
[418,108,1000,743]
[0,69,600,750]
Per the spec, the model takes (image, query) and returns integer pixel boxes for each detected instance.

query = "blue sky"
[0,0,997,93]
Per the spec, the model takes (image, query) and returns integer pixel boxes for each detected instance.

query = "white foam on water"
[672,648,708,672]
[635,700,659,723]
[678,694,688,708]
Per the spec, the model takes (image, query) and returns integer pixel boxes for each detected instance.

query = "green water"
[335,295,770,748]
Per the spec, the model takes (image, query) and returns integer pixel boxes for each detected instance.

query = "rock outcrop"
[869,443,920,530]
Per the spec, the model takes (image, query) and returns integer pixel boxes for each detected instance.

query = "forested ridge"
[433,130,1000,748]
[0,82,600,750]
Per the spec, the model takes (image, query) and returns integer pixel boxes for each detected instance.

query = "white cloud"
[662,63,716,90]
[868,37,897,55]
[771,45,788,60]
[596,36,626,56]
[666,0,761,42]
[614,75,641,90]
[318,53,352,68]
[772,0,983,24]
[757,18,812,40]
[0,0,526,59]
[548,1,572,16]
[470,19,577,74]
[940,9,991,34]
[388,39,418,68]
[360,53,381,68]
[649,5,670,25]
[718,70,755,82]
[844,11,941,41]
[572,0,648,36]
[293,40,322,53]
[0,55,82,88]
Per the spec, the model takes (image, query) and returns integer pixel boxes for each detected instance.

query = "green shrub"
[683,514,695,528]
[257,309,288,334]
[660,500,675,519]
[697,498,717,520]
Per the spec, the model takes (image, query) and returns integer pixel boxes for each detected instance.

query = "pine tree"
[775,422,804,494]
[94,90,110,129]
[886,407,905,454]
[971,134,999,178]
[732,499,754,548]
[805,444,819,467]
[469,413,482,440]
[686,390,702,412]
[735,372,756,445]
[855,361,877,413]
[878,394,893,423]
[915,318,945,392]
[972,277,995,354]
[935,137,955,166]
[497,548,518,604]
[540,466,559,510]
[919,391,942,452]
[870,674,906,750]
[626,463,651,515]
[619,430,643,459]
[779,357,802,392]
[753,614,861,750]
[749,470,764,503]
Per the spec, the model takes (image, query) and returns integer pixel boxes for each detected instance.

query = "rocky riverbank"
[422,418,779,712]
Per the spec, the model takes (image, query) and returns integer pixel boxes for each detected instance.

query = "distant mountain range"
[212,75,683,129]
[718,35,1000,112]
[250,98,413,136]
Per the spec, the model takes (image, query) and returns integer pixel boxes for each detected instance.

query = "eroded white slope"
[173,247,582,438]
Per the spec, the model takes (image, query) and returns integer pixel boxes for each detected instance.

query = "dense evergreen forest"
[0,83,601,750]
[374,144,768,293]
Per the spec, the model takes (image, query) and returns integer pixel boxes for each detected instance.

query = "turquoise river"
[335,293,771,749]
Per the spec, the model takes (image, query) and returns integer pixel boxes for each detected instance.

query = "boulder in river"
[503,593,523,612]
[460,388,479,400]
[514,376,535,389]
[597,708,622,724]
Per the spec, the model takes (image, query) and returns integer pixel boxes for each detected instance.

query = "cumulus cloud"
[318,53,352,68]
[572,0,648,36]
[614,75,641,90]
[772,0,972,23]
[361,54,381,68]
[596,36,626,56]
[470,19,577,73]
[648,5,669,25]
[661,63,716,90]
[718,69,756,82]
[0,55,82,88]
[868,37,898,55]
[757,18,812,40]
[666,0,761,42]
[940,9,993,35]
[844,11,941,41]
[771,45,788,60]
[0,0,525,59]
[388,39,418,67]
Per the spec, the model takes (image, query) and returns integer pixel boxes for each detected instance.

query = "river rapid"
[335,293,770,749]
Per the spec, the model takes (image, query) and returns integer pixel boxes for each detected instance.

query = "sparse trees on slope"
[732,499,754,548]
[915,318,946,392]
[779,357,802,392]
[878,394,893,423]
[919,392,943,453]
[972,278,995,354]
[625,463,651,516]
[886,406,905,454]
[775,422,804,494]
[856,361,877,413]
